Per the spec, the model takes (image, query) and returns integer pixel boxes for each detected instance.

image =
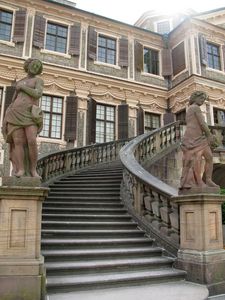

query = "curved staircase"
[41,161,186,295]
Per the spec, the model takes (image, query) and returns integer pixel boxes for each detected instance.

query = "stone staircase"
[41,161,186,295]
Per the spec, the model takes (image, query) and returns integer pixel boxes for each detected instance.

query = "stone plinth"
[0,177,49,300]
[172,194,225,296]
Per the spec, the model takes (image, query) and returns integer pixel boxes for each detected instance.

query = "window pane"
[106,106,114,121]
[46,22,67,53]
[0,10,12,41]
[98,35,116,65]
[96,120,105,143]
[144,47,159,75]
[95,104,115,143]
[207,43,221,70]
[96,105,105,120]
[52,97,63,113]
[40,113,50,137]
[40,95,63,139]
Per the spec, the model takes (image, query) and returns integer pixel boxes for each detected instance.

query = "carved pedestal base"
[173,194,225,296]
[0,178,48,300]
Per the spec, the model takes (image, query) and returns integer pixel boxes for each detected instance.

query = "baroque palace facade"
[0,0,225,176]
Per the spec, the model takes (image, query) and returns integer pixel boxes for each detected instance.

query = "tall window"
[45,22,68,53]
[145,112,160,132]
[144,47,159,75]
[96,104,115,143]
[40,95,63,139]
[98,35,116,65]
[207,43,221,70]
[0,9,13,41]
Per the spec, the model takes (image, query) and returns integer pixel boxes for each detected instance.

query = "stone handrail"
[119,122,182,255]
[37,139,131,184]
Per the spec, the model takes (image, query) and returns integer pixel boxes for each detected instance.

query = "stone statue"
[2,58,43,178]
[179,91,219,193]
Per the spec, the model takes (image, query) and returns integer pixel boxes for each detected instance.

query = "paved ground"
[48,281,209,300]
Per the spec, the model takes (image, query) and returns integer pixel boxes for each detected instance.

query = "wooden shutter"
[69,22,81,56]
[137,106,144,135]
[172,42,185,76]
[161,48,173,76]
[33,14,46,48]
[163,112,175,125]
[13,9,26,43]
[88,27,97,60]
[222,44,225,71]
[4,86,16,117]
[64,95,78,141]
[135,41,143,72]
[87,97,96,144]
[119,37,128,67]
[118,103,129,140]
[199,34,207,66]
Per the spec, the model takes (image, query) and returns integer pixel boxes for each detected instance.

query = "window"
[156,20,171,34]
[213,108,225,125]
[40,95,63,139]
[98,35,116,65]
[0,9,13,41]
[45,22,68,53]
[145,112,160,132]
[144,47,159,75]
[207,43,221,70]
[96,104,115,143]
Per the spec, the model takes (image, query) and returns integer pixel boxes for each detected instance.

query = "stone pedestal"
[0,177,49,300]
[173,194,225,296]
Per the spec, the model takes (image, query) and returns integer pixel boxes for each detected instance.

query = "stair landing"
[47,281,208,300]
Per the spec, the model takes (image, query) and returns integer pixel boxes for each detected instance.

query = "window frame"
[213,107,225,125]
[95,103,115,143]
[45,20,68,54]
[39,95,63,140]
[0,7,15,45]
[144,112,161,132]
[96,32,120,68]
[143,46,160,76]
[207,42,221,71]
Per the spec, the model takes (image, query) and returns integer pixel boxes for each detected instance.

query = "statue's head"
[24,58,43,75]
[189,91,208,106]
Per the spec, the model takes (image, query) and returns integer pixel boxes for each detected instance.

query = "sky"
[75,0,225,25]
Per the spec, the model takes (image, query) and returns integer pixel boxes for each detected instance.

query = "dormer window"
[156,20,171,34]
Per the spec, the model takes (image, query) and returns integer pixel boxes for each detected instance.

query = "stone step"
[42,246,163,261]
[45,256,175,275]
[42,228,146,238]
[47,185,120,193]
[42,207,128,214]
[45,197,122,203]
[42,213,131,221]
[41,237,154,249]
[42,220,137,230]
[60,175,122,181]
[43,202,124,208]
[46,268,186,293]
[48,191,120,196]
[45,195,121,201]
[50,182,121,187]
